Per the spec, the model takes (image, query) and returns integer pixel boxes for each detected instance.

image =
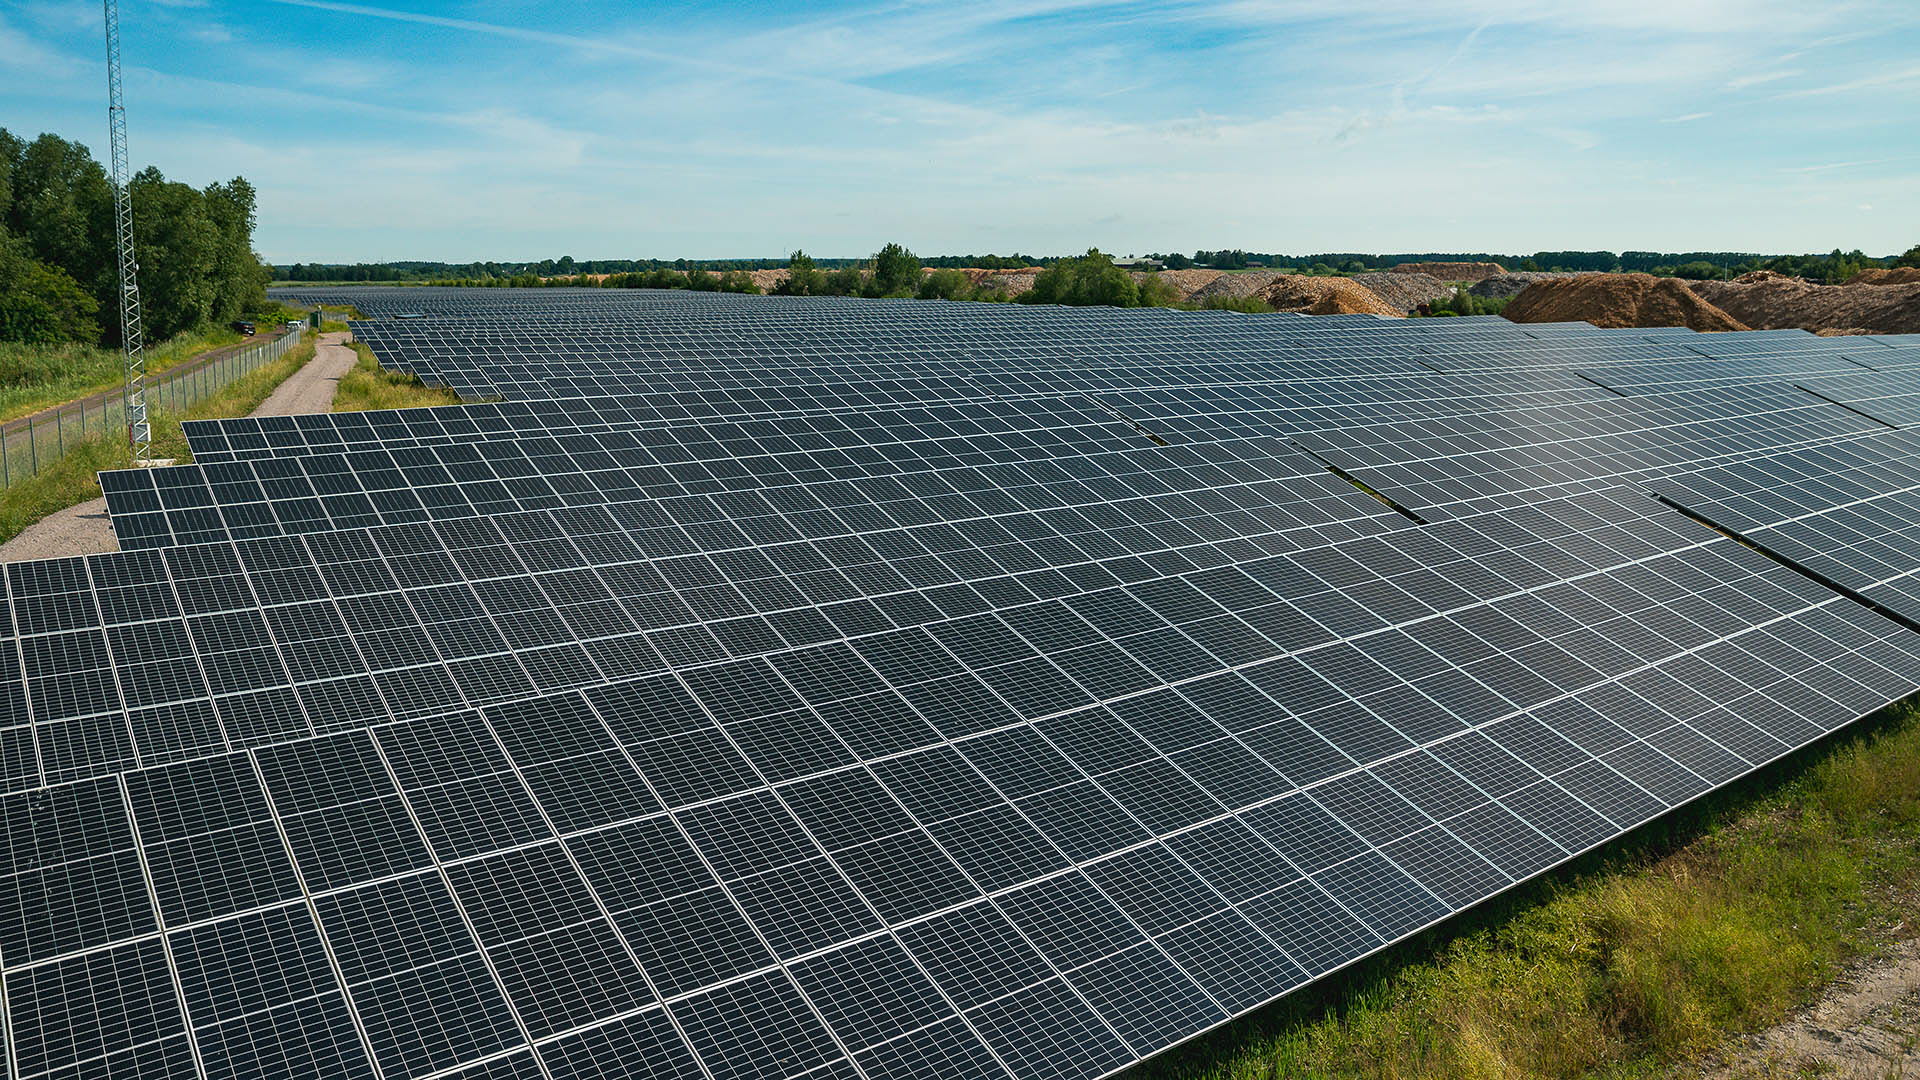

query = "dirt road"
[0,332,356,564]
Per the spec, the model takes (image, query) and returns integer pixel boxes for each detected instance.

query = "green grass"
[0,333,319,544]
[0,328,247,423]
[1144,700,1920,1080]
[331,342,463,412]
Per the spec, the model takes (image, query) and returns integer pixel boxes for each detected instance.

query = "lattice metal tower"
[104,0,150,461]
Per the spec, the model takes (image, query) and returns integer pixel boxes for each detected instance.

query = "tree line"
[0,128,272,346]
[1163,248,1920,281]
[494,246,1273,312]
[281,246,1920,287]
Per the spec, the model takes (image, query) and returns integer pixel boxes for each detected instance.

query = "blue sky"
[3,0,1917,262]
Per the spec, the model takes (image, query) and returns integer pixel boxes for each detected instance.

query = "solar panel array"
[4,285,1919,1080]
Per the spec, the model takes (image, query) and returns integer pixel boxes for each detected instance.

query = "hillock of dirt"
[1849,267,1920,286]
[1388,261,1507,282]
[1469,271,1589,299]
[1689,274,1920,335]
[1260,275,1404,317]
[1504,273,1748,331]
[1351,272,1454,313]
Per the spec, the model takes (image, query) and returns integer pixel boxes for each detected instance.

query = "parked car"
[285,320,303,330]
[231,320,255,335]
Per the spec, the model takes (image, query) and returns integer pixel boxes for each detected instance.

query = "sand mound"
[1389,261,1506,282]
[1690,275,1920,334]
[1351,272,1454,313]
[1849,267,1920,286]
[1504,273,1748,331]
[1259,275,1403,317]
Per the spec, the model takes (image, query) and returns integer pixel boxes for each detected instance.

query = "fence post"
[28,421,36,475]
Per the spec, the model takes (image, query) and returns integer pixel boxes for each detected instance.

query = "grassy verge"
[331,342,462,412]
[0,328,247,422]
[1145,701,1920,1080]
[0,333,319,544]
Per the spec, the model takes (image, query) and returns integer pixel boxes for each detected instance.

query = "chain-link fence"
[0,328,305,491]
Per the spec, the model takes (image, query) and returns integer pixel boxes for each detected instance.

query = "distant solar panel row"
[0,286,1915,1080]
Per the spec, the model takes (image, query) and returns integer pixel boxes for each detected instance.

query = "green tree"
[717,269,760,294]
[130,166,220,338]
[1893,245,1920,269]
[822,265,865,296]
[5,132,114,327]
[203,177,269,322]
[0,237,100,344]
[1022,249,1140,307]
[1161,252,1194,270]
[870,242,920,296]
[917,268,970,300]
[778,250,822,296]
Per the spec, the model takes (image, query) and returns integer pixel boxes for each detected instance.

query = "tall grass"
[1147,701,1920,1080]
[0,328,246,423]
[331,342,462,412]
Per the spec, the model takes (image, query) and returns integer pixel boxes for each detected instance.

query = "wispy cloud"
[3,0,1913,260]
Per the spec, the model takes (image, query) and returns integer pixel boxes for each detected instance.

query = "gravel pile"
[1469,271,1589,299]
[1188,271,1288,302]
[1260,276,1405,318]
[1388,261,1507,282]
[1131,268,1223,301]
[1351,272,1454,313]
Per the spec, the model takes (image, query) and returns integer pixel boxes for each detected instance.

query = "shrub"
[1023,248,1140,307]
[917,268,971,300]
[870,242,920,297]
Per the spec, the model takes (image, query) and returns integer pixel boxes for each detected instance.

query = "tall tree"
[870,242,920,296]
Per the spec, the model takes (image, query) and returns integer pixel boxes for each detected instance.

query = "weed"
[331,343,463,413]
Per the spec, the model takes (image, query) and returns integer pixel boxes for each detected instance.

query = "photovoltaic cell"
[0,286,1916,1080]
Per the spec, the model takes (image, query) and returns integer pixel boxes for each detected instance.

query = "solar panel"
[2,287,1918,1080]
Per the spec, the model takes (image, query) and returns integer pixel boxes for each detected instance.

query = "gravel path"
[0,332,352,564]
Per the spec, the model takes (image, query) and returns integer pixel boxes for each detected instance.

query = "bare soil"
[0,333,354,564]
[1389,261,1507,282]
[1351,272,1455,313]
[1691,273,1920,335]
[1851,268,1920,286]
[1260,275,1405,317]
[1135,268,1224,301]
[1504,273,1749,331]
[1700,939,1920,1079]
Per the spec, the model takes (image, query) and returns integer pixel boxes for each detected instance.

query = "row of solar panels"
[1,287,1916,1080]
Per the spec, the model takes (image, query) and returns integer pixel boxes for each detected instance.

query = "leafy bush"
[869,243,920,297]
[0,244,99,344]
[1022,249,1141,307]
[717,270,760,294]
[917,268,971,300]
[1195,295,1274,313]
[777,250,822,296]
[1421,285,1509,317]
